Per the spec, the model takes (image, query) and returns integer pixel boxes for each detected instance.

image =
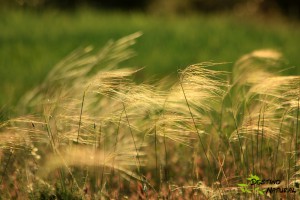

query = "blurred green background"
[0,0,300,109]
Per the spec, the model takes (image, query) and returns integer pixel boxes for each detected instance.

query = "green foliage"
[238,174,266,196]
[247,174,260,182]
[1,9,300,107]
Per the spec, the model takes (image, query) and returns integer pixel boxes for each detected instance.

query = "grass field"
[1,9,300,199]
[1,9,300,108]
[0,33,300,199]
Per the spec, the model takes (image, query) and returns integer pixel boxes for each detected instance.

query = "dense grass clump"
[0,33,300,199]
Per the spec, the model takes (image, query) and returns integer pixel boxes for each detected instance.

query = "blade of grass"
[122,102,141,173]
[256,108,262,174]
[155,124,158,180]
[295,95,300,174]
[112,108,125,171]
[179,80,212,173]
[273,109,288,178]
[77,87,89,143]
[179,78,224,198]
[260,106,265,175]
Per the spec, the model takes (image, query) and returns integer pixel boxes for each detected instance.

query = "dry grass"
[0,33,299,199]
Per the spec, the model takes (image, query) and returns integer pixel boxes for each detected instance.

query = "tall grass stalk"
[99,125,105,193]
[256,109,261,174]
[273,109,288,178]
[296,95,300,174]
[122,102,141,173]
[112,109,124,170]
[154,124,158,179]
[179,80,212,175]
[163,132,169,197]
[77,88,88,143]
[260,106,265,175]
[179,73,225,199]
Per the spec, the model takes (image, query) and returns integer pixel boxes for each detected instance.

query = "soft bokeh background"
[1,0,300,109]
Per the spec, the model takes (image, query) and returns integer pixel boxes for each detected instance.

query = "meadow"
[1,9,300,107]
[1,8,300,199]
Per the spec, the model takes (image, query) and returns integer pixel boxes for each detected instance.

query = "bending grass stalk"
[122,102,141,173]
[112,109,125,171]
[260,106,265,175]
[163,132,168,183]
[163,132,171,198]
[179,81,212,170]
[256,108,262,174]
[218,97,225,135]
[93,123,98,190]
[155,124,158,179]
[44,112,78,196]
[152,99,168,188]
[77,87,89,143]
[99,126,106,193]
[178,79,223,198]
[44,114,56,151]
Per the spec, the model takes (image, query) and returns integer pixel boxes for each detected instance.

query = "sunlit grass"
[0,33,299,199]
